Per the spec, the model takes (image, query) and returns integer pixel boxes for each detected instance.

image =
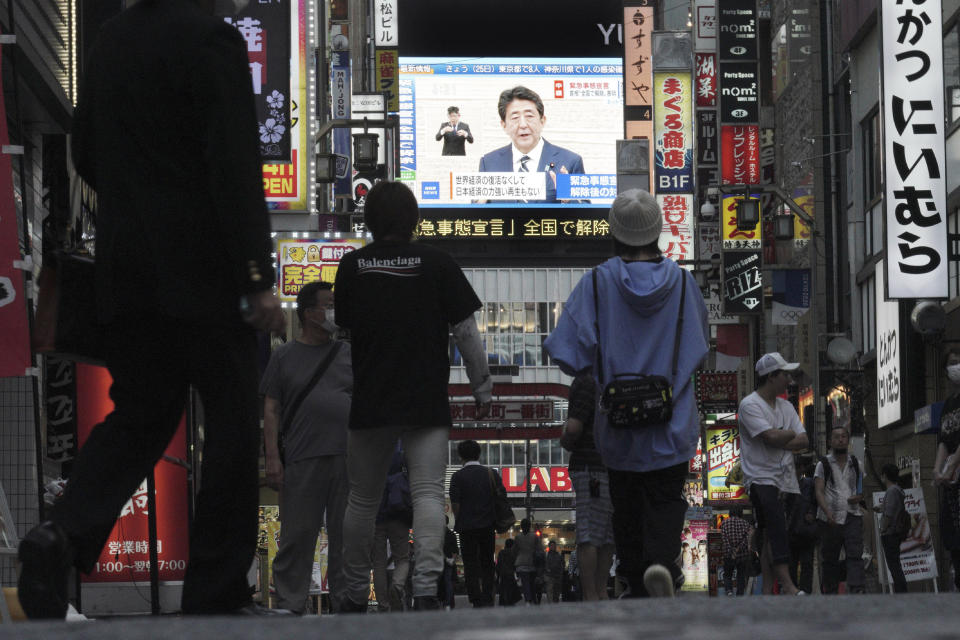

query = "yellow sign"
[705,424,746,501]
[721,195,762,250]
[375,48,399,112]
[276,238,365,302]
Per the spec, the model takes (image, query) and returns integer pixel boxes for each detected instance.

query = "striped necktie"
[519,155,530,172]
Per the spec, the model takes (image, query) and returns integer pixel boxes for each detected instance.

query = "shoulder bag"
[592,267,685,429]
[277,340,343,464]
[487,467,515,533]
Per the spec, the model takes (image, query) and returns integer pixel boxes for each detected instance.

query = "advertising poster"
[681,514,710,591]
[276,238,364,302]
[771,269,811,326]
[872,488,938,584]
[705,423,746,501]
[653,72,693,194]
[76,364,189,583]
[717,0,758,61]
[697,372,739,413]
[722,250,763,314]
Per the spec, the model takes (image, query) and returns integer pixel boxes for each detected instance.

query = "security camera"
[700,200,717,221]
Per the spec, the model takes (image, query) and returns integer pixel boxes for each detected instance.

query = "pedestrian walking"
[440,516,459,608]
[449,439,503,607]
[738,352,808,596]
[814,426,865,594]
[544,541,565,603]
[495,538,520,606]
[544,189,709,597]
[720,508,753,596]
[560,374,615,601]
[261,281,352,614]
[933,347,960,590]
[16,0,285,619]
[514,519,539,604]
[875,463,909,593]
[334,181,492,612]
[786,460,818,594]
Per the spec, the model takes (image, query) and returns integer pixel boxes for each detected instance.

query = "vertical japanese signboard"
[876,261,903,428]
[722,250,762,314]
[695,53,717,107]
[222,0,310,211]
[694,0,717,53]
[623,2,656,179]
[721,125,759,185]
[881,0,948,299]
[721,194,761,249]
[717,0,758,60]
[657,194,694,262]
[697,111,718,165]
[374,0,399,112]
[654,72,693,193]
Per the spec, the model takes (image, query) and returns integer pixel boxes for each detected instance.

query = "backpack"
[383,455,413,518]
[819,454,860,487]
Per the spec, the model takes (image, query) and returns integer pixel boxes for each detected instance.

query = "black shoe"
[17,521,73,620]
[339,597,368,614]
[231,603,295,616]
[413,596,441,611]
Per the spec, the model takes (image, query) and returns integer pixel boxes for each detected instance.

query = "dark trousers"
[51,317,261,613]
[819,516,865,593]
[608,462,688,596]
[722,558,747,595]
[881,534,907,593]
[518,570,536,603]
[459,526,495,605]
[789,535,816,594]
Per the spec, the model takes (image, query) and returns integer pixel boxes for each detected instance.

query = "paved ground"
[2,594,960,639]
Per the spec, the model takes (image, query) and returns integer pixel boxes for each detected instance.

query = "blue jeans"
[341,425,449,602]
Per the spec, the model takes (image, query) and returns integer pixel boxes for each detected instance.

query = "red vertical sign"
[721,125,760,185]
[0,42,31,378]
[76,363,190,582]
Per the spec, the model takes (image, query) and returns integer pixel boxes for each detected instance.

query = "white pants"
[341,425,448,602]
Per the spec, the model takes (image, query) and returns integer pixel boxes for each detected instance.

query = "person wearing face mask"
[933,347,960,590]
[260,280,353,613]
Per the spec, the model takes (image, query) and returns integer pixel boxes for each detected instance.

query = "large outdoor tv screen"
[398,57,624,208]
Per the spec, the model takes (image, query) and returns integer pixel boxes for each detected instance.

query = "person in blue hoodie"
[544,188,709,598]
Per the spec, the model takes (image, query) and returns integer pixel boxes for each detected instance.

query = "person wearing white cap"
[544,189,709,598]
[738,352,809,595]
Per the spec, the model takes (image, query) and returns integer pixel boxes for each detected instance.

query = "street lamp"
[773,213,794,240]
[736,198,760,230]
[352,132,379,172]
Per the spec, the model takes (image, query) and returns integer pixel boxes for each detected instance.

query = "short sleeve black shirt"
[567,374,604,472]
[939,394,960,454]
[334,240,481,429]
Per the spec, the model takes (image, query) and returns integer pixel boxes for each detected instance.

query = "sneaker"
[795,590,807,596]
[642,564,675,598]
[231,603,295,616]
[17,521,73,620]
[413,595,441,611]
[725,590,734,596]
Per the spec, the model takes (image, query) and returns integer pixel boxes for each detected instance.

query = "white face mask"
[948,364,960,385]
[321,308,338,334]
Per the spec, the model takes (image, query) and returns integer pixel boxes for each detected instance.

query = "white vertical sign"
[694,0,716,52]
[374,0,398,47]
[876,262,902,428]
[881,0,949,299]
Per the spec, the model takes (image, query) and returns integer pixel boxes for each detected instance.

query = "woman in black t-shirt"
[934,347,960,589]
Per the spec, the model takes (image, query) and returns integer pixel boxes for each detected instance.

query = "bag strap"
[280,340,343,437]
[592,265,687,385]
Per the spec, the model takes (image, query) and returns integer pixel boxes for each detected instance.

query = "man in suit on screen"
[436,106,474,156]
[478,86,585,202]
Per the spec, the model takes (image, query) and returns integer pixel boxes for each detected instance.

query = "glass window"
[538,439,551,465]
[524,335,541,366]
[524,302,537,333]
[513,443,526,466]
[861,110,881,204]
[487,442,501,466]
[486,302,498,333]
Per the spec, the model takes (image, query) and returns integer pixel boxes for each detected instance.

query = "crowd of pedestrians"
[13,0,952,618]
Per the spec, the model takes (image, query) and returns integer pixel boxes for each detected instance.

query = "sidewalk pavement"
[2,594,959,639]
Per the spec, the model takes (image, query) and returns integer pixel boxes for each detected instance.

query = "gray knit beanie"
[608,189,663,247]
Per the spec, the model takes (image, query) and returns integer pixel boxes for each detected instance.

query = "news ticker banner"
[415,213,610,240]
[76,363,189,583]
[223,0,311,211]
[276,238,364,302]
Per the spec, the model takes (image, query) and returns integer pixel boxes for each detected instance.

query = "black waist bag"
[593,268,685,429]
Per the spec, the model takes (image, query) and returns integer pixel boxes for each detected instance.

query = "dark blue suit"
[478,139,585,202]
